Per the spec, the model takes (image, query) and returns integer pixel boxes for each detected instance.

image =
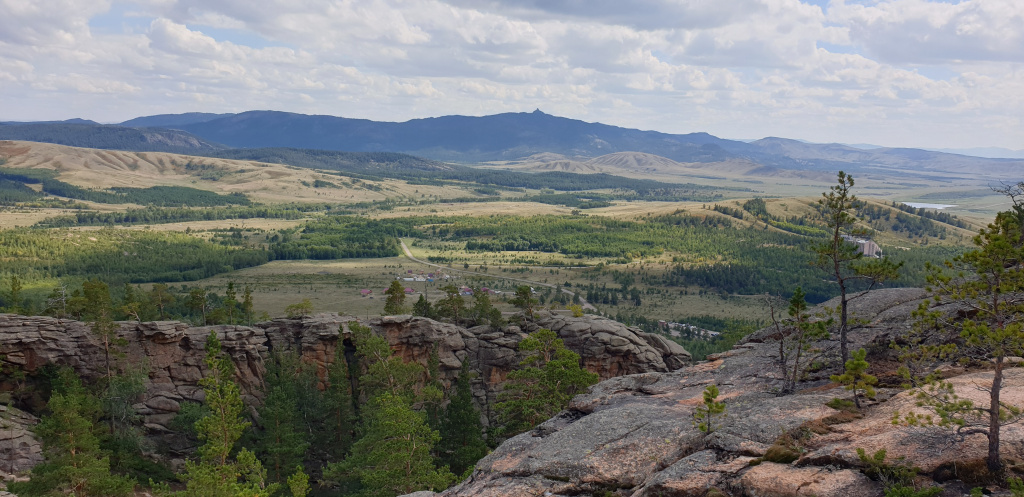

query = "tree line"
[5,277,597,496]
[0,167,250,206]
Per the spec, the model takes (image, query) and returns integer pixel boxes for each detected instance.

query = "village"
[659,320,721,340]
[358,268,506,300]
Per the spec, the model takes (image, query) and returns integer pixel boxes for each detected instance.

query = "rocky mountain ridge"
[412,288,1024,497]
[0,311,690,474]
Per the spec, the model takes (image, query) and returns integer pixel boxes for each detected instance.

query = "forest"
[0,122,224,153]
[0,159,1000,496]
[0,168,250,206]
[1,274,595,497]
[0,228,269,297]
[203,147,727,197]
[0,207,962,311]
[34,204,323,227]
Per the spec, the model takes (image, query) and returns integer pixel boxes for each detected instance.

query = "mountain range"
[2,110,1022,181]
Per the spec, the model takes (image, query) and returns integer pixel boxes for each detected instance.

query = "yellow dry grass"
[64,218,309,233]
[375,201,575,218]
[0,140,463,206]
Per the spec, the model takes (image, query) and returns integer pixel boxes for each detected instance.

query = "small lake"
[901,202,957,209]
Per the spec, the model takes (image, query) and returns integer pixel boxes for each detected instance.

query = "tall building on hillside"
[841,234,882,258]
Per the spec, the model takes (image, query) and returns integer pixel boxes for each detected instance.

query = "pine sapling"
[693,384,727,435]
[831,348,877,408]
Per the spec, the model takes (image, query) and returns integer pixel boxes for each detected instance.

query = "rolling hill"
[0,122,225,153]
[2,110,1021,190]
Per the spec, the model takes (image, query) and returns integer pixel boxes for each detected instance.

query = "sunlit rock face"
[406,288,1021,497]
[0,310,690,468]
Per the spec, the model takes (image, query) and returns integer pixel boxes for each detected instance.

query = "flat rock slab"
[741,462,880,497]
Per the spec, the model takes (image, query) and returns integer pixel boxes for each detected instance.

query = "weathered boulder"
[437,288,1017,496]
[632,450,754,497]
[0,405,41,475]
[740,462,880,497]
[531,312,692,376]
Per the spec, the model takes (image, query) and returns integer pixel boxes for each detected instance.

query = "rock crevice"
[0,311,690,473]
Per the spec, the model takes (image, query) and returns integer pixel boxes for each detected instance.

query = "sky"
[1,0,1022,150]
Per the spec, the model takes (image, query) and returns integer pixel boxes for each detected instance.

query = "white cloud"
[0,0,1020,150]
[832,0,1024,63]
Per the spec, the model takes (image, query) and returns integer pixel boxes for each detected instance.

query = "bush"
[285,299,314,318]
[826,398,857,412]
[762,445,800,464]
[884,486,942,497]
[858,448,928,492]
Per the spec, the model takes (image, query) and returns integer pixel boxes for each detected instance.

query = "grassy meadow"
[0,139,1007,359]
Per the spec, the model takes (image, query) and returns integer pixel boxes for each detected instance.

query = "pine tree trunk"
[988,356,1004,472]
[838,279,849,365]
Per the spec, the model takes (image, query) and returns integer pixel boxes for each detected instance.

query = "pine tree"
[509,285,538,320]
[119,283,145,322]
[224,282,238,325]
[693,384,726,435]
[241,284,255,326]
[348,322,422,400]
[81,279,136,449]
[436,361,488,477]
[495,329,599,439]
[102,367,148,478]
[771,287,831,395]
[323,339,356,461]
[82,279,125,385]
[435,284,466,324]
[335,392,456,496]
[285,299,313,318]
[813,171,902,364]
[897,209,1024,472]
[8,371,135,497]
[3,274,22,314]
[470,289,503,328]
[44,282,70,319]
[412,294,434,319]
[173,332,278,497]
[325,323,455,495]
[425,345,443,431]
[384,280,408,315]
[255,354,310,484]
[286,466,311,497]
[187,288,208,325]
[830,348,877,408]
[149,283,173,320]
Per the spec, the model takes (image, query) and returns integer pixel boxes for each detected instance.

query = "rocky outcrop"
[414,288,1022,497]
[0,311,690,469]
[531,312,692,373]
[0,405,41,475]
[0,316,268,436]
[366,313,691,423]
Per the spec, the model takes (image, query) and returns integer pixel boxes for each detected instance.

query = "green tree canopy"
[495,329,599,439]
[383,280,407,315]
[898,209,1024,472]
[8,370,135,497]
[436,360,488,477]
[171,332,278,497]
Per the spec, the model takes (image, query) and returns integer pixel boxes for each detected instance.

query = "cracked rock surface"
[0,311,689,470]
[410,288,1024,497]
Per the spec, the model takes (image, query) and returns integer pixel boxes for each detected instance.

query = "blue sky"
[0,0,1021,150]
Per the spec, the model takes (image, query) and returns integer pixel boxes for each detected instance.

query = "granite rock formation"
[409,288,1024,497]
[0,405,41,475]
[0,311,690,470]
